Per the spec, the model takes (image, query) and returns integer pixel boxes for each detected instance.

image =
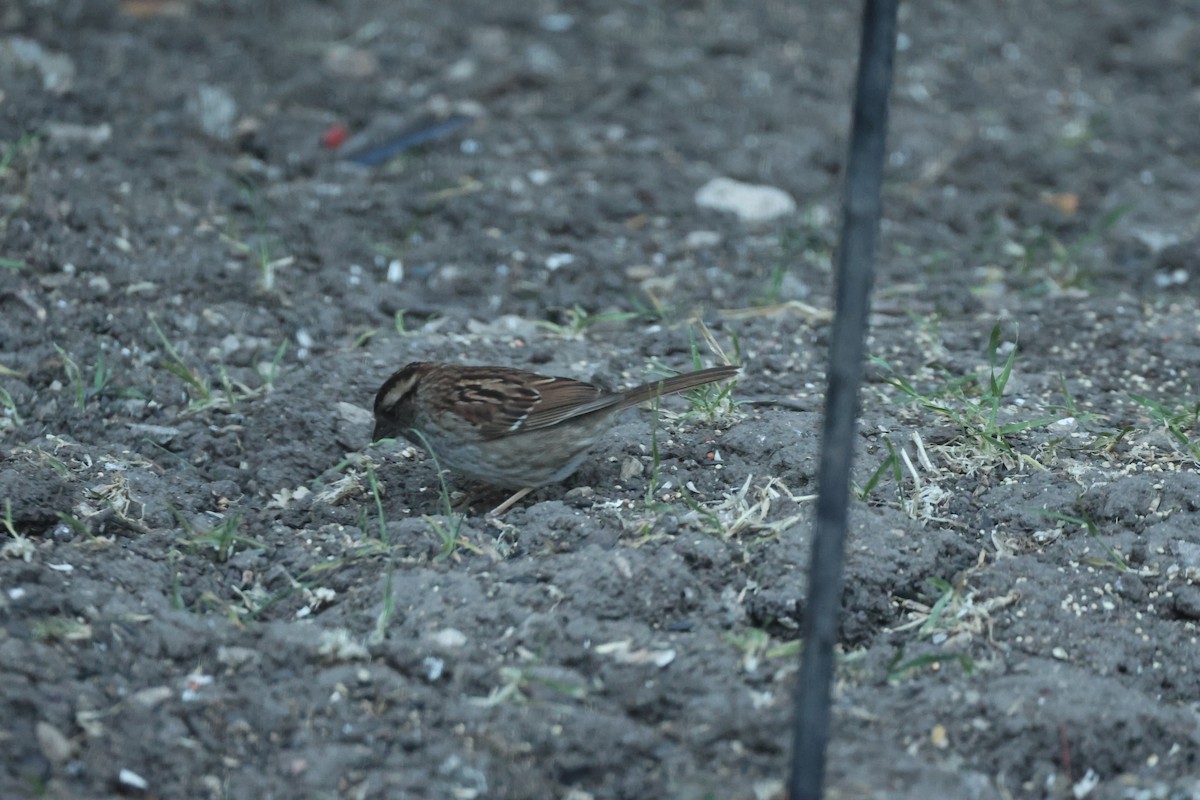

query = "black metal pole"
[788,1,898,798]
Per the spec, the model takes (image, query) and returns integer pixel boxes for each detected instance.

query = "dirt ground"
[2,1,1200,798]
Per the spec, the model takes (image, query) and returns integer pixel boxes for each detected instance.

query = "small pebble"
[119,768,149,791]
[426,628,468,649]
[35,721,73,765]
[683,230,723,250]
[423,656,445,681]
[695,177,796,223]
[545,253,575,271]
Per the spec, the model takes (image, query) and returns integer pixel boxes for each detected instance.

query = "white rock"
[119,769,149,791]
[683,230,723,250]
[189,85,237,141]
[36,721,73,764]
[336,401,373,427]
[1048,417,1077,433]
[324,44,379,78]
[695,177,796,223]
[4,36,76,94]
[545,252,575,271]
[466,314,541,340]
[427,627,468,649]
[44,122,111,147]
[423,656,445,681]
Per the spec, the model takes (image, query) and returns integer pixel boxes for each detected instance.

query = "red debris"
[321,124,349,149]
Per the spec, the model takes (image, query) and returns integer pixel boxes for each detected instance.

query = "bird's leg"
[489,487,534,516]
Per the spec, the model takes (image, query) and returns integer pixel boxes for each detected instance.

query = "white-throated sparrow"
[372,361,738,513]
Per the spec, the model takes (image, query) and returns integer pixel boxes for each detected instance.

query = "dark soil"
[3,1,1200,798]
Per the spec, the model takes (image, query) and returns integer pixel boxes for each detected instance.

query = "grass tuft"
[536,304,638,339]
[874,322,1059,470]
